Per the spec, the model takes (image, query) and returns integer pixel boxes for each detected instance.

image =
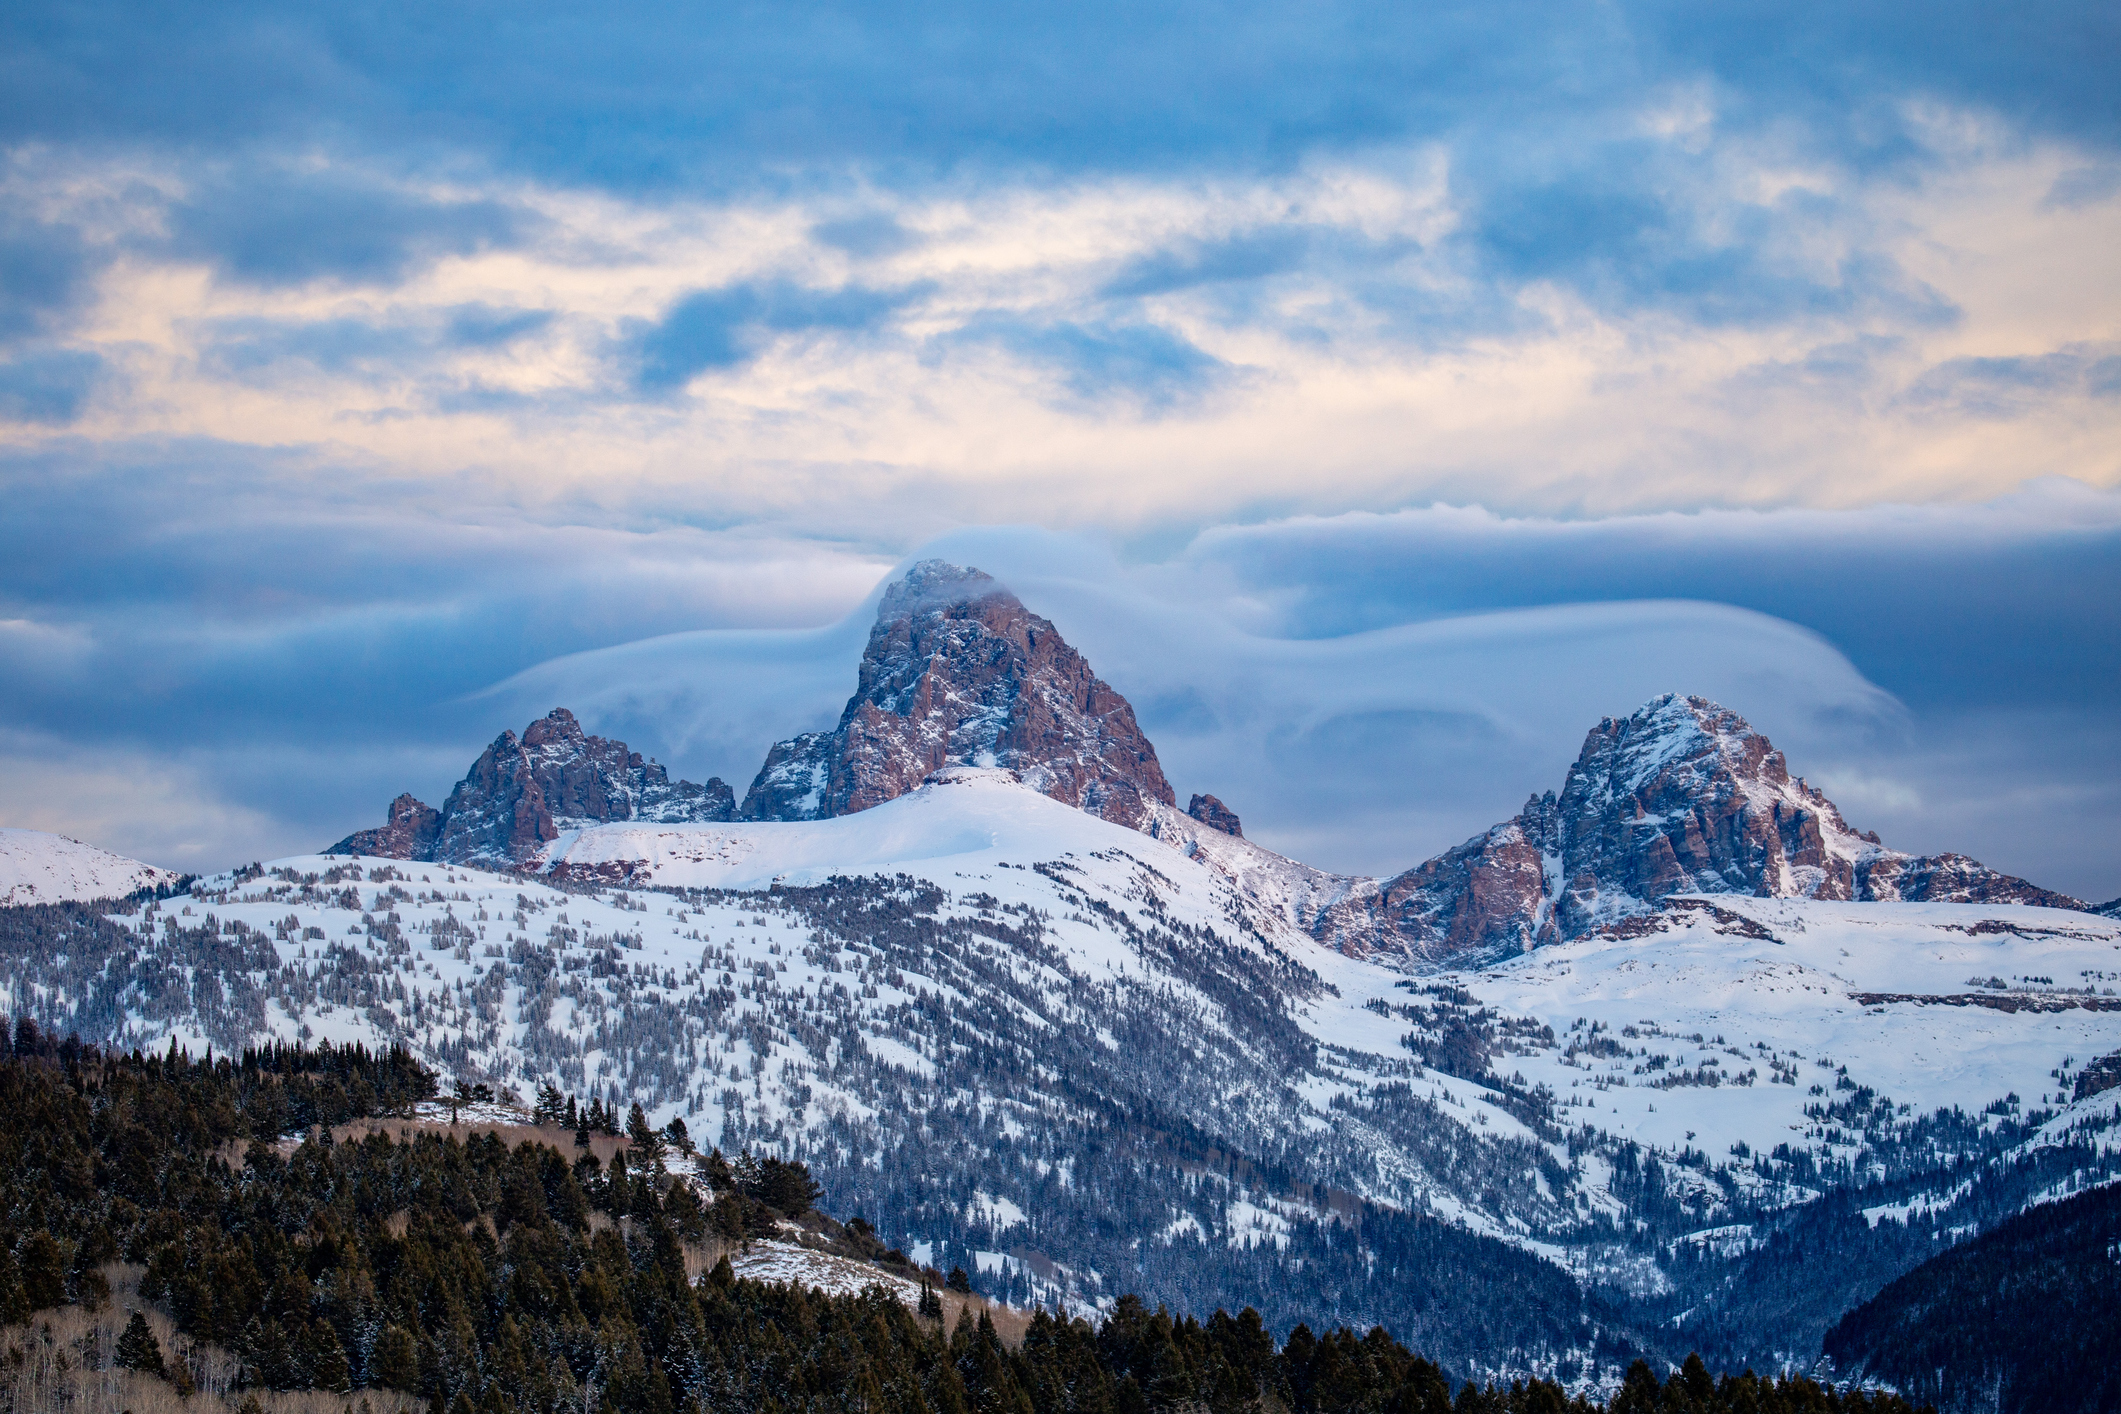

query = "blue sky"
[0,0,2116,897]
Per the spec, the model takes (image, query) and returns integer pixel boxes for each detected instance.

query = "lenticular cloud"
[487,529,1895,876]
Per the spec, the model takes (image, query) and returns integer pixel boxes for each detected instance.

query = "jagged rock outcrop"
[740,560,1175,828]
[1187,794,1243,838]
[330,708,734,867]
[1319,694,2087,965]
[334,793,442,861]
[1855,851,2085,909]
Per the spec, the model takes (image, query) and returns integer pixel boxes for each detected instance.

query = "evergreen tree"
[18,1231,66,1311]
[371,1326,420,1391]
[0,1247,27,1325]
[0,1039,1942,1414]
[115,1309,165,1376]
[627,1101,665,1166]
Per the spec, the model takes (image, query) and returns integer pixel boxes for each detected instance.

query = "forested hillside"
[1823,1181,2121,1414]
[0,1028,1927,1414]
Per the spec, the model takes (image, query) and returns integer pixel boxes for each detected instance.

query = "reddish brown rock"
[1330,694,2091,966]
[741,561,1175,828]
[328,707,735,867]
[1186,794,1243,838]
[330,793,441,860]
[1856,851,2083,910]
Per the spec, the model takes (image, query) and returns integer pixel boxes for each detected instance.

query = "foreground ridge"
[0,1038,1930,1414]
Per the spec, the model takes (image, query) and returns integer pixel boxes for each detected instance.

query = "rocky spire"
[329,708,735,866]
[740,560,1176,828]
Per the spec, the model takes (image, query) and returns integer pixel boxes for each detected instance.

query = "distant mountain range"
[333,558,2100,965]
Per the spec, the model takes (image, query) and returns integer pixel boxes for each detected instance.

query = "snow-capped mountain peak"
[739,559,1175,829]
[324,571,2093,979]
[330,707,736,866]
[1316,693,2088,967]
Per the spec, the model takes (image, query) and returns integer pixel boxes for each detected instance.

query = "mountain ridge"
[1311,694,2086,966]
[331,706,735,866]
[0,828,183,905]
[323,564,2093,968]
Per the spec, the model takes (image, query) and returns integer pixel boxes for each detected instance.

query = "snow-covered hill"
[0,828,181,905]
[5,769,2115,1376]
[1436,895,2121,1197]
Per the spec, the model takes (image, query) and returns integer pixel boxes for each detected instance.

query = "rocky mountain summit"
[739,560,1177,828]
[1313,694,2087,965]
[327,571,2092,954]
[331,708,734,866]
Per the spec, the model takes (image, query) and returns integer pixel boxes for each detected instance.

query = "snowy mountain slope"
[1432,896,2121,1188]
[0,828,181,905]
[14,776,2120,1235]
[1139,800,1375,947]
[543,767,1172,892]
[5,771,2116,1376]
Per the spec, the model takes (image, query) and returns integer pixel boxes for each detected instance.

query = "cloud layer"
[4,459,2114,899]
[0,0,2114,894]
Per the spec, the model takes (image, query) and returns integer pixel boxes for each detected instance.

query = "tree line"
[0,1023,1928,1414]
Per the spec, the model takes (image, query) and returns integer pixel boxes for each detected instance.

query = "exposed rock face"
[1856,852,2084,910]
[740,561,1175,828]
[334,793,441,861]
[2075,1051,2121,1102]
[1313,806,1554,964]
[1186,794,1243,838]
[329,708,734,867]
[1323,694,2087,966]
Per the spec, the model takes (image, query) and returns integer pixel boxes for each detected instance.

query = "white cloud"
[5,123,2116,535]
